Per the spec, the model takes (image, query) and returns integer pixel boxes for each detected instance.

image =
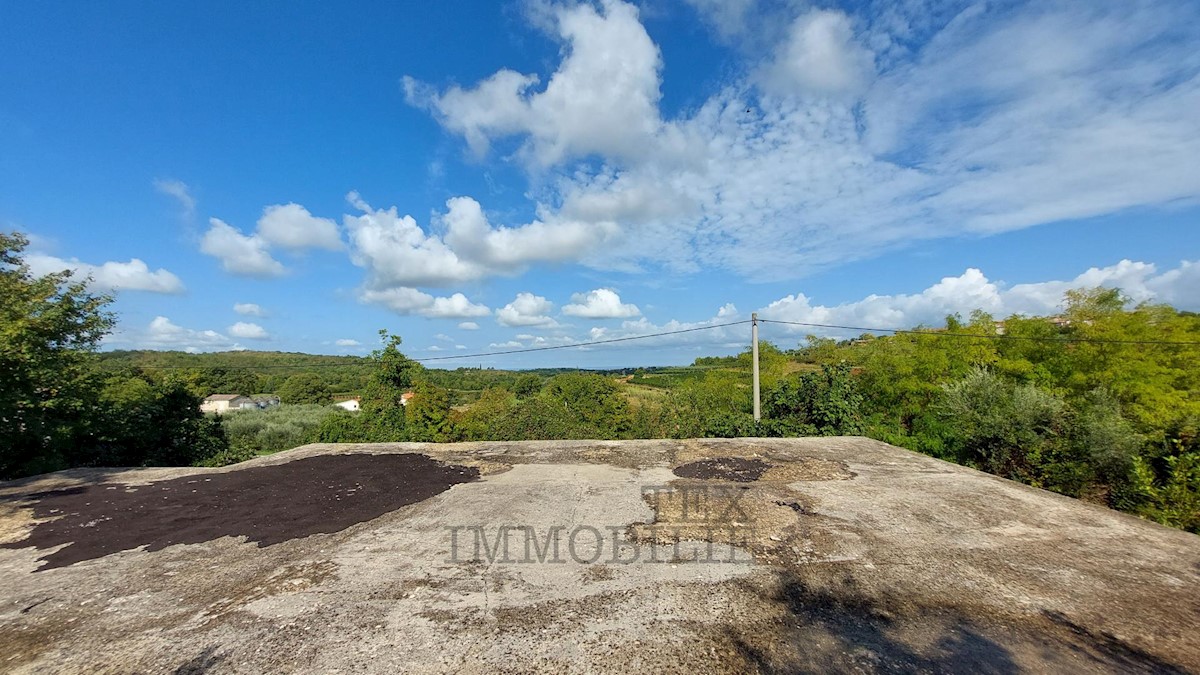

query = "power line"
[97,321,752,368]
[413,320,752,362]
[96,315,1198,372]
[757,319,1200,346]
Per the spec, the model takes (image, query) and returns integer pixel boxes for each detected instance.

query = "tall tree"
[0,232,115,477]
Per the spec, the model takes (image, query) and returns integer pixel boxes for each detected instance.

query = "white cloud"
[455,344,467,350]
[344,191,615,290]
[441,196,617,273]
[108,316,241,352]
[759,10,875,98]
[25,254,185,294]
[358,287,490,319]
[458,321,480,330]
[335,338,361,347]
[562,288,641,319]
[200,218,286,278]
[759,259,1200,336]
[434,333,454,342]
[406,0,665,167]
[497,292,559,327]
[343,191,482,288]
[256,203,342,251]
[409,0,1200,281]
[154,179,195,217]
[233,302,266,317]
[228,322,270,340]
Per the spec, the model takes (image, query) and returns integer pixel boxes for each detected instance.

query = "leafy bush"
[939,368,1067,482]
[765,363,864,436]
[219,404,336,456]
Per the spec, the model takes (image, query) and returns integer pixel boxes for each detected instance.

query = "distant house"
[333,397,360,412]
[252,395,281,409]
[400,392,415,406]
[201,394,255,414]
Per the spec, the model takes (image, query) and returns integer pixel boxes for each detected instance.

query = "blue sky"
[2,0,1198,368]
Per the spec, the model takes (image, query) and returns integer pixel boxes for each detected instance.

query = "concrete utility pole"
[752,312,761,422]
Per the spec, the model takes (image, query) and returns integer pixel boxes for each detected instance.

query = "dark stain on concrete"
[725,572,1193,674]
[2,453,479,570]
[674,457,772,482]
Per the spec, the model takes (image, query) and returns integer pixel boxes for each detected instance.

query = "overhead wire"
[96,315,1198,371]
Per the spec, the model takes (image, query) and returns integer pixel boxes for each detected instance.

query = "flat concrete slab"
[1,438,1197,673]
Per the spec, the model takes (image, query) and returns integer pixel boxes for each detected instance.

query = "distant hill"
[97,350,370,373]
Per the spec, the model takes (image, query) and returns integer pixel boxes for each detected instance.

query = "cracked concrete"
[1,437,1198,673]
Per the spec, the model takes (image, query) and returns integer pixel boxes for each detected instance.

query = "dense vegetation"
[3,231,1197,532]
[1,233,227,476]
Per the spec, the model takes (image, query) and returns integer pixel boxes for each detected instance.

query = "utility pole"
[752,312,761,422]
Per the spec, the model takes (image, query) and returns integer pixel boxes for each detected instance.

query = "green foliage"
[220,404,337,455]
[405,382,454,442]
[355,330,421,441]
[662,370,751,438]
[541,373,632,438]
[314,409,368,443]
[97,350,369,395]
[939,368,1067,482]
[1,232,115,477]
[453,387,517,441]
[765,363,864,436]
[97,377,229,467]
[513,374,542,399]
[278,373,332,404]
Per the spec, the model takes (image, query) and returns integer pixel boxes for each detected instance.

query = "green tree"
[939,368,1067,483]
[453,387,516,441]
[405,382,453,442]
[513,374,542,399]
[542,373,631,438]
[278,373,332,404]
[1,232,115,478]
[357,330,422,441]
[765,363,864,436]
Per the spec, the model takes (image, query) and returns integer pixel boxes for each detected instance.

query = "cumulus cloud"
[200,218,286,278]
[106,316,241,353]
[233,302,266,316]
[344,191,615,290]
[154,178,195,217]
[497,292,559,327]
[458,321,481,330]
[409,0,1200,281]
[256,203,342,251]
[228,322,270,340]
[335,338,361,346]
[405,0,665,167]
[24,254,185,294]
[562,288,641,319]
[759,259,1200,336]
[201,202,342,280]
[358,287,490,318]
[441,197,616,273]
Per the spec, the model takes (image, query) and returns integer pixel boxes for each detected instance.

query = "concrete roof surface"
[1,437,1198,674]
